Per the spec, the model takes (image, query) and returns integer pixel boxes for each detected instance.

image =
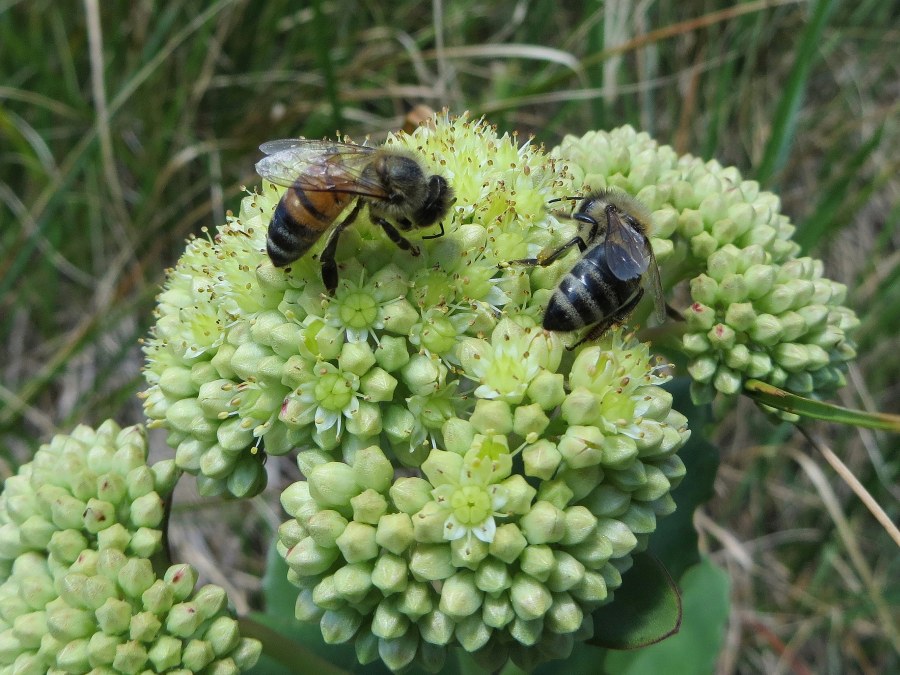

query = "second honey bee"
[512,189,666,345]
[255,139,454,293]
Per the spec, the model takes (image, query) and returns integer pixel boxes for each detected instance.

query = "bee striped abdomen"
[543,250,639,331]
[266,188,353,267]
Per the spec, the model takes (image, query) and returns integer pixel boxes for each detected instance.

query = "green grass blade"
[755,0,835,184]
[795,125,887,252]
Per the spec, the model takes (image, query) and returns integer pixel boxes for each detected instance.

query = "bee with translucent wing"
[256,139,454,293]
[511,189,666,346]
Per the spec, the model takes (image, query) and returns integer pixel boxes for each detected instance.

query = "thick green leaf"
[602,559,731,675]
[588,553,683,650]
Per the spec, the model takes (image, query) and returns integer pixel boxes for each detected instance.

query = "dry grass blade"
[789,443,899,646]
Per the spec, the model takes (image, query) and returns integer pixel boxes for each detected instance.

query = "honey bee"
[512,189,665,345]
[255,139,454,293]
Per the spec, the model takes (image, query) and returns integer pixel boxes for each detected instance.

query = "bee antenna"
[547,195,585,205]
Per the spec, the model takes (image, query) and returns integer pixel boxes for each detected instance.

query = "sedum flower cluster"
[0,421,260,674]
[142,113,691,670]
[556,128,859,406]
[279,330,687,671]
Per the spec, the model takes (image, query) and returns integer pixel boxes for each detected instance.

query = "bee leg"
[570,288,644,349]
[372,216,421,257]
[421,220,444,240]
[509,235,589,267]
[320,200,364,294]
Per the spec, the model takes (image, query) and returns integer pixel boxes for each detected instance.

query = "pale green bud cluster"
[0,422,260,673]
[142,113,569,497]
[683,249,857,405]
[144,113,691,669]
[555,127,858,405]
[278,326,689,672]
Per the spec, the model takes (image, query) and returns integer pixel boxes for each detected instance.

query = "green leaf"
[602,559,731,675]
[649,378,720,579]
[744,379,900,431]
[588,553,682,650]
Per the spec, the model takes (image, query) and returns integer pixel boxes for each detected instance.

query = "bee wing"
[604,210,651,280]
[644,243,667,325]
[255,139,388,198]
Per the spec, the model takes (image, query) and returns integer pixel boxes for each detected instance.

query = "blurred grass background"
[1,0,897,672]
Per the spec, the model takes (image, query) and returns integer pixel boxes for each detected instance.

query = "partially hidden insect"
[511,189,666,346]
[255,139,454,293]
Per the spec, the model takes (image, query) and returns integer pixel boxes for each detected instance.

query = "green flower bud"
[499,475,537,515]
[377,631,418,671]
[412,501,448,544]
[95,597,133,635]
[479,595,514,636]
[335,522,378,563]
[519,545,555,582]
[546,592,583,635]
[522,440,561,481]
[455,613,492,651]
[773,343,811,372]
[519,501,565,544]
[389,478,432,515]
[375,513,414,555]
[129,492,164,528]
[308,462,360,508]
[691,231,719,260]
[512,404,550,440]
[396,580,433,620]
[331,562,374,604]
[526,371,566,410]
[359,367,398,403]
[373,335,411,372]
[339,341,377,377]
[306,510,348,548]
[707,323,736,350]
[181,638,215,671]
[409,544,454,582]
[147,634,182,671]
[748,313,783,346]
[113,640,149,673]
[118,558,154,599]
[344,401,382,438]
[468,400,513,435]
[619,502,657,534]
[557,426,603,468]
[595,518,639,558]
[371,554,408,595]
[371,598,410,639]
[690,275,719,307]
[285,537,340,576]
[571,570,608,605]
[320,608,363,644]
[130,610,162,642]
[601,562,623,590]
[381,298,419,335]
[441,417,476,455]
[87,631,121,666]
[510,573,552,621]
[351,489,388,525]
[382,405,417,447]
[438,571,482,619]
[349,446,392,494]
[713,366,742,395]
